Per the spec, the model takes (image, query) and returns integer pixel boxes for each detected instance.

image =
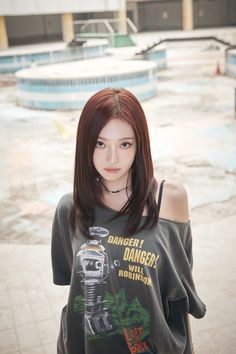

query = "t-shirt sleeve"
[51,194,73,286]
[180,222,193,269]
[159,222,206,352]
[160,221,206,321]
[179,222,206,318]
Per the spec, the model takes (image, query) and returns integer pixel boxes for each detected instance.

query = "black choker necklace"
[104,186,130,194]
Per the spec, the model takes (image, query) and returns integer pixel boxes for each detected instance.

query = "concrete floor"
[0,28,236,353]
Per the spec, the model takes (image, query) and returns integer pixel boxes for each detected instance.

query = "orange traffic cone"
[215,61,221,75]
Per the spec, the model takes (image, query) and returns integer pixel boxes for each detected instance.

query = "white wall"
[0,0,122,15]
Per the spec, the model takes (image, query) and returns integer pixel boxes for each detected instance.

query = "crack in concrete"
[191,195,236,225]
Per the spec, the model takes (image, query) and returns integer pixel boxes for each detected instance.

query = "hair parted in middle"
[70,87,159,237]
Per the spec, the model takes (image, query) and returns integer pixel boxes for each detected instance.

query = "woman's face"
[93,118,136,188]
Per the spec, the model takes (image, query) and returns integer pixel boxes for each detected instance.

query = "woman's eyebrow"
[98,137,135,141]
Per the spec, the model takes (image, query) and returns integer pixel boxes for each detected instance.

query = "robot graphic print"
[75,226,115,336]
[74,226,159,354]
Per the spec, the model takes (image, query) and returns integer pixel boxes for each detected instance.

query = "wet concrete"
[0,29,236,353]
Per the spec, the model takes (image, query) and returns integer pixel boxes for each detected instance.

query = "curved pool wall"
[142,48,167,70]
[107,47,167,71]
[0,41,109,74]
[16,59,157,110]
[226,50,236,78]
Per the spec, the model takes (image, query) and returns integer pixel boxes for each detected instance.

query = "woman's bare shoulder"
[158,180,190,223]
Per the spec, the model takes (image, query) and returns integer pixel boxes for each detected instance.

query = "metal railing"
[73,18,138,36]
[136,36,234,55]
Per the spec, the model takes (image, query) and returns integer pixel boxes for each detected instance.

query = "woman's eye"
[121,142,132,149]
[96,141,105,148]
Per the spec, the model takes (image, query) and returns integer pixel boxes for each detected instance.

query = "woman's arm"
[159,181,190,223]
[160,181,198,353]
[187,314,195,354]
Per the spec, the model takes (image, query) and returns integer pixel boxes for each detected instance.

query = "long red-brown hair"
[70,88,158,237]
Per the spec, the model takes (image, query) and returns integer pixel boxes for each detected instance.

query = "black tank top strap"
[157,179,166,220]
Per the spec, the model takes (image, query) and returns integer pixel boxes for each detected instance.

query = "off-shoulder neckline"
[158,217,190,226]
[96,205,190,227]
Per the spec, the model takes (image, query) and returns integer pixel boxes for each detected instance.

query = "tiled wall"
[16,63,158,110]
[0,44,109,73]
[226,50,236,78]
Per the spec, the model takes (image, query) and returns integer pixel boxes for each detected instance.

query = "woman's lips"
[104,168,120,173]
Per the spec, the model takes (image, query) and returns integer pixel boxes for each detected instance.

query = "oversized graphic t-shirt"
[51,194,206,354]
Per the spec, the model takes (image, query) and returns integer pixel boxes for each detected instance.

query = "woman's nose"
[106,146,118,164]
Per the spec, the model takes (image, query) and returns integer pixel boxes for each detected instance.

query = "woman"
[51,88,206,354]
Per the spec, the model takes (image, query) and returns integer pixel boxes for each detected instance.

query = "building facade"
[0,0,236,49]
[0,0,124,48]
[127,0,236,32]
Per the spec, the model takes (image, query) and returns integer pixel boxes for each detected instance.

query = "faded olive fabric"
[51,193,206,354]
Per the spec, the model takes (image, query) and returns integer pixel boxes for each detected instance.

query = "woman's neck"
[101,190,148,216]
[101,174,131,194]
[101,187,131,211]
